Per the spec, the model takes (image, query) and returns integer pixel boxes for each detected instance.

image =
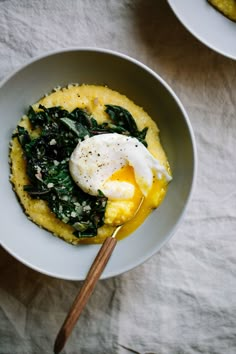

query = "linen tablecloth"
[0,1,235,353]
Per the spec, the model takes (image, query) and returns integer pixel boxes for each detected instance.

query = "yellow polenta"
[10,85,170,244]
[208,0,236,21]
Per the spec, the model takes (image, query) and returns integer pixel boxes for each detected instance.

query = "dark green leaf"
[105,104,148,146]
[60,118,90,139]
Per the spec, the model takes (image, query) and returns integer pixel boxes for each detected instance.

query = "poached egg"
[69,133,171,225]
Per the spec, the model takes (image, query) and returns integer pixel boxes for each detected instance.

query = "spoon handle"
[54,236,117,354]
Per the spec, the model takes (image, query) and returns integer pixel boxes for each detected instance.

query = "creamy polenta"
[208,0,236,21]
[10,85,171,244]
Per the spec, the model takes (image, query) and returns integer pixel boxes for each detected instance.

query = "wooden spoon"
[54,198,143,354]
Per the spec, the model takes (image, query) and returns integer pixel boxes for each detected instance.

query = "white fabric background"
[0,1,236,353]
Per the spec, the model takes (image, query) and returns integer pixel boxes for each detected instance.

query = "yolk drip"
[109,164,143,203]
[117,175,167,240]
[104,165,143,226]
[104,165,168,240]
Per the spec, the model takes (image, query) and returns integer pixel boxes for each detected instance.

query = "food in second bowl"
[10,84,172,244]
[208,0,236,21]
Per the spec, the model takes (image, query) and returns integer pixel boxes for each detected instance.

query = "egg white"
[69,133,171,201]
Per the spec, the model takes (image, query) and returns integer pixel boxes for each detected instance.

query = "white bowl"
[0,48,197,280]
[168,0,236,60]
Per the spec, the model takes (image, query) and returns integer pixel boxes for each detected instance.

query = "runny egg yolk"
[112,167,168,240]
[104,165,143,226]
[103,163,168,241]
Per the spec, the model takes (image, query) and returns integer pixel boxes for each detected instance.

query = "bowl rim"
[0,47,197,279]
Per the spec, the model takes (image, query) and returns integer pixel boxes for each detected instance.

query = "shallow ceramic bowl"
[167,0,236,60]
[0,48,196,280]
